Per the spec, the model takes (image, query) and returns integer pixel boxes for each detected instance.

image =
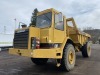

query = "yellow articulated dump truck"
[9,8,91,71]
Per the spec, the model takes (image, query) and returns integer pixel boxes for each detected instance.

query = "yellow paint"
[9,48,62,58]
[28,27,40,49]
[68,51,74,64]
[40,28,54,43]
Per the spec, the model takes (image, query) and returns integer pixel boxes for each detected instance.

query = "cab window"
[54,13,64,30]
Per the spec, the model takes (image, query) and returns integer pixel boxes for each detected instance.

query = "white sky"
[0,0,100,34]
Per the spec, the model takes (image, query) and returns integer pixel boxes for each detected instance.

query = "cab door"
[54,13,66,43]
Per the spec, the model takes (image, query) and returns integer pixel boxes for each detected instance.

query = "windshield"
[36,12,52,28]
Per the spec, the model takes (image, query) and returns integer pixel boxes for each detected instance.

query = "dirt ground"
[0,44,100,75]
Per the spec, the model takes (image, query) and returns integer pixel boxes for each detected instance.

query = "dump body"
[66,18,91,47]
[9,8,91,59]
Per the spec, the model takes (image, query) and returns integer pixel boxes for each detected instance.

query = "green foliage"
[30,8,39,26]
[83,29,100,43]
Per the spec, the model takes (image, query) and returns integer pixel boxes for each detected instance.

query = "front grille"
[14,29,29,49]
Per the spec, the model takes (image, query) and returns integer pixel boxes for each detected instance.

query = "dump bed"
[66,18,91,46]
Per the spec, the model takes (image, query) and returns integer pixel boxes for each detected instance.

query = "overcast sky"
[0,0,100,34]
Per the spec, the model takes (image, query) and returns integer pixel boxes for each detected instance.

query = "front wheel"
[31,58,48,65]
[81,41,91,57]
[61,44,76,71]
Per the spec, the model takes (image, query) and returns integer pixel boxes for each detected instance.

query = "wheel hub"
[68,51,74,64]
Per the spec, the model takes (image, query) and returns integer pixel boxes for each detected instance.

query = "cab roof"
[37,8,60,16]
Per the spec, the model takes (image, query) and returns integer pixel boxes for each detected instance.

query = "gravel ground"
[0,44,100,75]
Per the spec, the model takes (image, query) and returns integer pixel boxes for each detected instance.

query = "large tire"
[81,41,91,57]
[61,44,76,71]
[31,58,48,65]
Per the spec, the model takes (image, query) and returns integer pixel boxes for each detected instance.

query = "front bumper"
[9,48,62,59]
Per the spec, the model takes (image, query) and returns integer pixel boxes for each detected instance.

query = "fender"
[59,37,73,58]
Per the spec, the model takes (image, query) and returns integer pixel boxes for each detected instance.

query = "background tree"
[83,27,100,43]
[30,8,39,26]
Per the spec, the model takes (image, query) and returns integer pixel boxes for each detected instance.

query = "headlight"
[54,44,59,48]
[31,37,40,49]
[31,37,36,49]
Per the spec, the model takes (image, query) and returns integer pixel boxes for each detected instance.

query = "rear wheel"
[31,58,48,65]
[81,41,91,57]
[61,44,76,71]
